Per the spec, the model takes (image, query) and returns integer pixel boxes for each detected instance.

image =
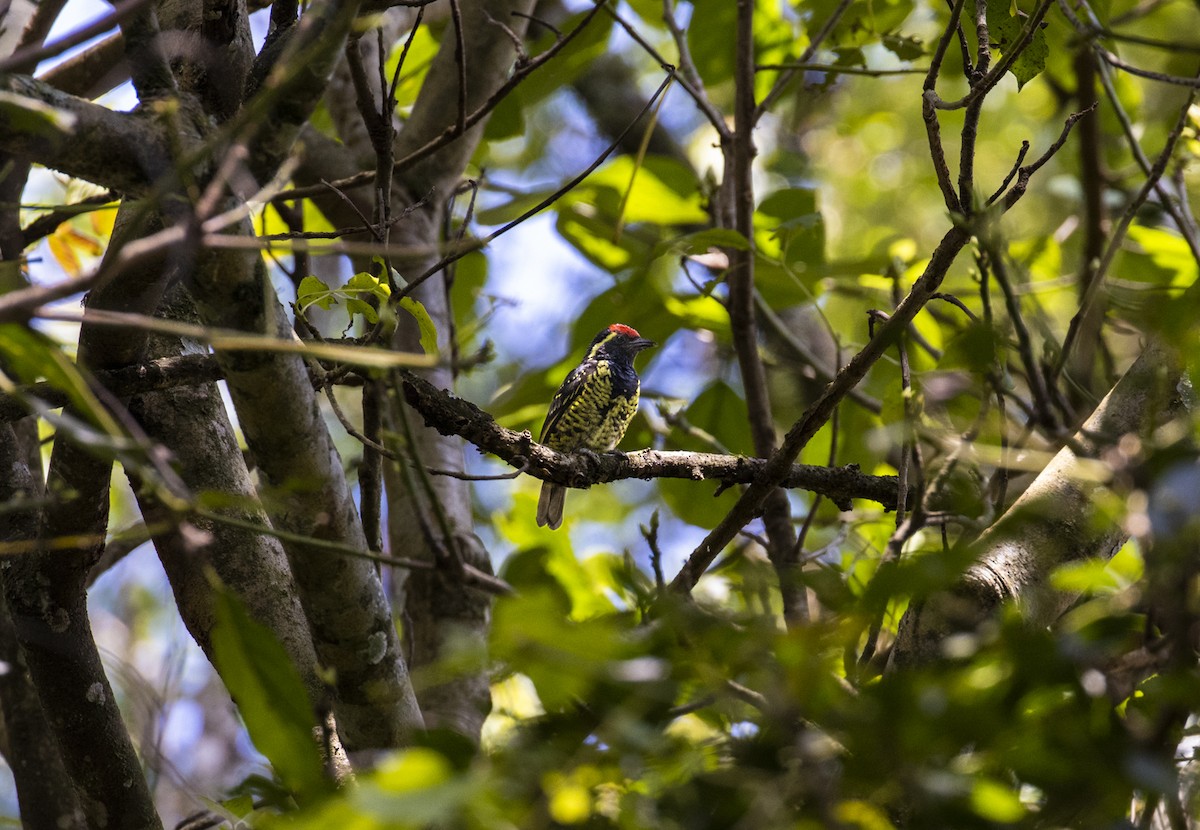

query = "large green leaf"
[564,156,709,227]
[209,576,329,801]
[981,0,1048,88]
[660,381,753,527]
[756,187,826,289]
[686,0,739,87]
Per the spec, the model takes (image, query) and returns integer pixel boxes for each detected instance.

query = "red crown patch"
[608,323,641,338]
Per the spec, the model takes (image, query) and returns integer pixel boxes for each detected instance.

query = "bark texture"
[188,236,424,748]
[385,0,536,741]
[0,424,87,830]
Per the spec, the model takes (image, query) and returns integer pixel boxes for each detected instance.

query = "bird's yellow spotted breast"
[545,362,640,453]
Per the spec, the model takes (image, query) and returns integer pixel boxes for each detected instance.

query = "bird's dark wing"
[540,360,594,447]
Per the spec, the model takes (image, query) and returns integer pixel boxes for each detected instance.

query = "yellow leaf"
[47,230,81,277]
[89,205,118,240]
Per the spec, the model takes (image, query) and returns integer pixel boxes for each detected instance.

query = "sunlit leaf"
[756,187,825,280]
[567,156,708,227]
[297,275,336,312]
[490,588,628,710]
[386,25,441,111]
[398,295,439,354]
[969,777,1026,823]
[0,91,75,137]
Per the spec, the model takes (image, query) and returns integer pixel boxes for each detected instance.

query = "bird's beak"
[633,337,656,351]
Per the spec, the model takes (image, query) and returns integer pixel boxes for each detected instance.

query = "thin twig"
[641,511,666,592]
[986,140,1030,206]
[606,3,728,139]
[447,0,468,137]
[1054,75,1198,380]
[756,0,856,119]
[922,0,970,213]
[393,70,676,303]
[755,62,928,77]
[999,105,1097,211]
[0,0,154,72]
[274,0,612,203]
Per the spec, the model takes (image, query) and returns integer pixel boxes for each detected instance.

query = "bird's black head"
[587,324,655,364]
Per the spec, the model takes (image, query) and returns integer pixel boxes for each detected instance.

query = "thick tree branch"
[0,424,87,830]
[0,73,176,194]
[34,32,126,99]
[187,223,424,750]
[126,289,351,780]
[303,0,539,744]
[0,352,220,424]
[3,200,177,830]
[726,0,802,621]
[245,0,368,182]
[276,0,606,202]
[0,351,904,507]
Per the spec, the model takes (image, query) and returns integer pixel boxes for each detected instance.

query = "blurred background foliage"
[8,0,1200,825]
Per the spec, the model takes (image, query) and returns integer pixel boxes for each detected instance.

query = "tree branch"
[0,424,87,830]
[670,224,973,593]
[727,0,803,621]
[398,369,901,508]
[187,223,424,750]
[0,73,176,195]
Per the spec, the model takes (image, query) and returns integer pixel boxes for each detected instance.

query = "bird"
[536,323,656,530]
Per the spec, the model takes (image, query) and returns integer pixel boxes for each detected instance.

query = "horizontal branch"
[0,74,174,195]
[398,370,900,509]
[0,354,222,423]
[0,353,902,509]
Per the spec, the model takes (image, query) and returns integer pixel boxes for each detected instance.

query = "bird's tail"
[537,482,566,530]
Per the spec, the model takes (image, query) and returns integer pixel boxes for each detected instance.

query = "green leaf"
[1049,559,1124,595]
[340,271,391,325]
[983,0,1048,88]
[686,0,738,87]
[345,297,380,324]
[475,188,557,226]
[0,91,76,137]
[881,33,926,60]
[661,382,753,527]
[519,11,613,105]
[567,156,708,227]
[756,187,826,277]
[365,264,436,356]
[209,575,329,801]
[1124,225,1199,286]
[385,24,441,111]
[297,275,336,312]
[450,250,488,332]
[398,296,439,355]
[482,84,526,142]
[346,271,391,303]
[672,381,755,457]
[556,204,637,271]
[490,588,628,710]
[807,0,916,47]
[0,323,122,436]
[938,321,1003,373]
[970,777,1026,823]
